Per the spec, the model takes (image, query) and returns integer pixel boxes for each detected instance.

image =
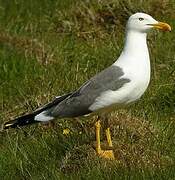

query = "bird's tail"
[3,93,73,130]
[3,113,38,129]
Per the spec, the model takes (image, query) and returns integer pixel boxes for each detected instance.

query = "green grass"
[0,0,175,179]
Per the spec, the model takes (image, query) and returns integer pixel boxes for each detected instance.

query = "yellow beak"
[149,22,171,32]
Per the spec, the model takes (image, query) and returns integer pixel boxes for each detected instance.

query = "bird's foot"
[97,149,115,160]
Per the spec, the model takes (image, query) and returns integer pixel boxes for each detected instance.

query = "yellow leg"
[95,120,115,160]
[105,127,113,147]
[95,120,102,154]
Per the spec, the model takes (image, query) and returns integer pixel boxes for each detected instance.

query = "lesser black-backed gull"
[4,13,171,159]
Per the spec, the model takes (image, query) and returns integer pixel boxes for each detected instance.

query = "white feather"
[34,111,54,122]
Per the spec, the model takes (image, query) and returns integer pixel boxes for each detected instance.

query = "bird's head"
[127,12,171,33]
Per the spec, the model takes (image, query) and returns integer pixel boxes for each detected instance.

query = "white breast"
[89,55,150,112]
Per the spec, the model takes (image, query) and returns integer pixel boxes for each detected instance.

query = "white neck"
[124,31,147,55]
[114,30,149,65]
[112,29,151,103]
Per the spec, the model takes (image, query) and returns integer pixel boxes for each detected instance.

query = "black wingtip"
[3,119,20,129]
[3,113,38,130]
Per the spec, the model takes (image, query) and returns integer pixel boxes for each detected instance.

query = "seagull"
[3,13,171,159]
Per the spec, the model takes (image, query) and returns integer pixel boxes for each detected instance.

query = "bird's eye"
[139,17,144,21]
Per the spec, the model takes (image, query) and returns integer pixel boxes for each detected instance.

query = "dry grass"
[59,112,173,174]
[0,0,175,179]
[0,31,55,64]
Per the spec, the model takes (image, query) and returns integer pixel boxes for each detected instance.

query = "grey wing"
[49,65,130,118]
[34,93,73,114]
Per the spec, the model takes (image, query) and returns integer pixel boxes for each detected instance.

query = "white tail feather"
[34,111,54,122]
